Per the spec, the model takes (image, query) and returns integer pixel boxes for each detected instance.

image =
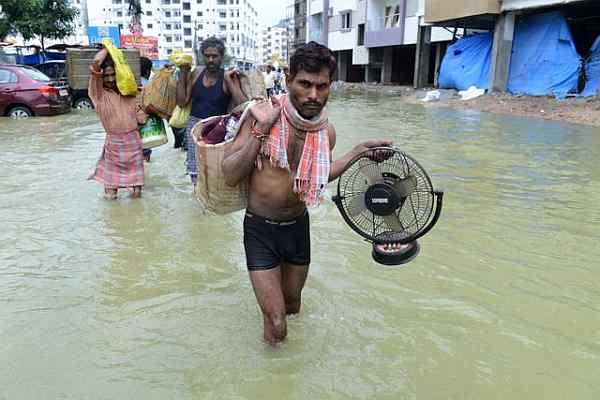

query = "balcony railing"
[367,13,403,31]
[365,13,405,48]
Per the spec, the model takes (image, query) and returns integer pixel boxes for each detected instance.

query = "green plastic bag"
[169,104,191,129]
[102,38,138,97]
[139,115,168,149]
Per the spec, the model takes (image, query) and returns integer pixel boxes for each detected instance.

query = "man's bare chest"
[286,129,305,172]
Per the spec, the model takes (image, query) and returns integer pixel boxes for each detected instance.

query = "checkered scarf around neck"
[260,94,331,207]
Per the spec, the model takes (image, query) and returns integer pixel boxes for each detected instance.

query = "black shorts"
[243,209,310,271]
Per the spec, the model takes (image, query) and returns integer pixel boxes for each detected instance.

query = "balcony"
[365,13,404,48]
[425,0,500,23]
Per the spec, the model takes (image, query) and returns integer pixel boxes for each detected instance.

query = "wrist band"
[251,120,268,140]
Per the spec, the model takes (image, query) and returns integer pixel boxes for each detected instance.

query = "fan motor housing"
[365,183,401,216]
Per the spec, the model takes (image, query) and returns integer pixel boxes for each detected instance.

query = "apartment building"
[292,0,308,50]
[89,0,260,67]
[259,23,290,66]
[299,0,453,85]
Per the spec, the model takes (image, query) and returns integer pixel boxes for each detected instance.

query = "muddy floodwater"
[1,94,599,399]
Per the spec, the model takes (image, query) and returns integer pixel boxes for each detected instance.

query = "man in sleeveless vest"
[223,42,392,345]
[176,37,247,184]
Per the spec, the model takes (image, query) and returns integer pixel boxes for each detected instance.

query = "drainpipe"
[322,0,329,46]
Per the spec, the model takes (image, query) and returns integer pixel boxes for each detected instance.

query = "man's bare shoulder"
[327,121,337,150]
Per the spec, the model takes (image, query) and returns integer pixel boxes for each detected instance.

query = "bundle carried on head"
[101,38,138,96]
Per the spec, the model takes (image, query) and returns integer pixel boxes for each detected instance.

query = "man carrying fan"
[222,42,391,345]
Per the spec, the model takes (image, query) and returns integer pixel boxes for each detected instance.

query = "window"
[219,24,226,31]
[146,10,152,16]
[219,11,227,18]
[0,69,17,84]
[183,2,190,10]
[183,15,191,23]
[217,0,226,4]
[197,0,202,3]
[165,23,172,30]
[357,23,365,45]
[184,27,192,35]
[185,40,192,48]
[166,36,173,42]
[341,11,351,30]
[147,23,153,28]
[165,11,171,17]
[146,0,150,3]
[197,11,202,16]
[117,11,123,17]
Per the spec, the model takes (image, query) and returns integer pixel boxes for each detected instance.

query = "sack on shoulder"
[142,66,178,119]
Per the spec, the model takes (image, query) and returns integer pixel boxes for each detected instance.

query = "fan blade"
[392,175,418,198]
[347,194,367,218]
[382,214,404,233]
[359,158,384,185]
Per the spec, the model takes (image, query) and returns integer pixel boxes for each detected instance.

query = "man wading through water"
[177,36,247,184]
[223,42,392,345]
[88,47,148,199]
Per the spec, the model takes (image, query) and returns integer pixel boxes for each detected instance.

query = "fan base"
[372,241,420,266]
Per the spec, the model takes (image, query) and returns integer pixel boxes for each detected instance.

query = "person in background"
[176,36,247,185]
[274,68,283,94]
[263,65,276,98]
[280,67,289,93]
[88,47,147,199]
[140,57,154,162]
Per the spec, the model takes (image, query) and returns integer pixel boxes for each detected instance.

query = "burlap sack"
[192,121,248,215]
[238,70,267,100]
[142,66,178,119]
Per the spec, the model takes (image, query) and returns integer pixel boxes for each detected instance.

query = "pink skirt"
[89,130,144,189]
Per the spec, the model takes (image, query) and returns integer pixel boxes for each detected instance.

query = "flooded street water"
[1,94,599,399]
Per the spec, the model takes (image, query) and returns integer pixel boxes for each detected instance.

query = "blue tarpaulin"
[508,11,581,98]
[438,32,493,91]
[582,36,600,97]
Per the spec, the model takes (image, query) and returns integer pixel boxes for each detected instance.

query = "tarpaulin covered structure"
[582,36,600,97]
[508,11,582,98]
[438,32,493,90]
[438,11,583,98]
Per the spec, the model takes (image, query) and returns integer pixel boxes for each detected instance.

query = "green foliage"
[0,0,79,47]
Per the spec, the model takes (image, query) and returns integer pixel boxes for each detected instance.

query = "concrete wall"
[310,0,324,15]
[329,29,356,51]
[353,45,370,64]
[501,0,586,11]
[425,0,500,23]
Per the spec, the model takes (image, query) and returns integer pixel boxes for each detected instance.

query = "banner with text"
[120,35,159,60]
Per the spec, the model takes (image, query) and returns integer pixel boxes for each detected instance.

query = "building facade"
[292,0,308,50]
[89,0,260,66]
[299,0,453,85]
[259,23,290,66]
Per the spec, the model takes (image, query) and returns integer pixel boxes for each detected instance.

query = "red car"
[0,64,72,118]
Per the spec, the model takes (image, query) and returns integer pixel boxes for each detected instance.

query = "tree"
[0,0,78,50]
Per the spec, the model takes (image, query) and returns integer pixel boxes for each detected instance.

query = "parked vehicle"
[33,60,93,110]
[0,64,71,118]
